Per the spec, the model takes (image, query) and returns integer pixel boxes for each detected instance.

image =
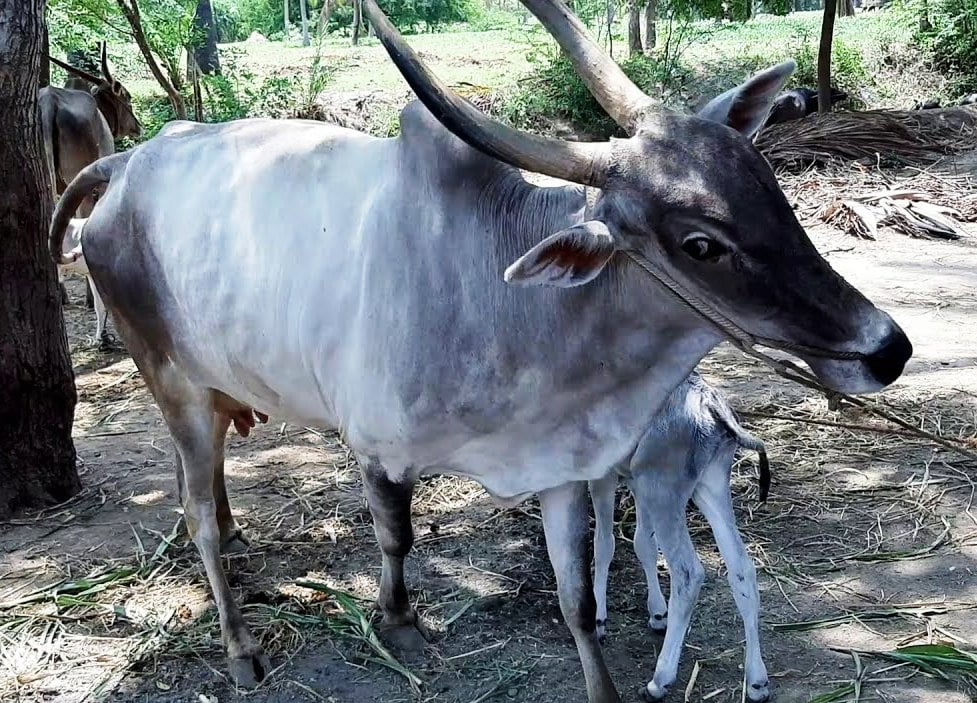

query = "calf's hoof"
[97,333,117,352]
[379,620,429,654]
[596,618,608,644]
[227,649,271,688]
[746,679,770,702]
[648,612,667,635]
[641,678,671,701]
[60,284,70,305]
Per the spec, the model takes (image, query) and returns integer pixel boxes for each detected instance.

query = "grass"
[48,9,934,141]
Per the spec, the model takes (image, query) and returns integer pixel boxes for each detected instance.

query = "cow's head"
[52,43,142,140]
[362,0,911,395]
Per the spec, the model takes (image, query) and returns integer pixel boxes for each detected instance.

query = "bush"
[503,46,692,137]
[910,0,977,95]
[788,31,868,105]
[212,0,247,42]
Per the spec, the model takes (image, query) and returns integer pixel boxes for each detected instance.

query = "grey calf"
[589,373,770,700]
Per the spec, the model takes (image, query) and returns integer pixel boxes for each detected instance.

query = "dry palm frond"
[819,188,969,240]
[757,107,977,170]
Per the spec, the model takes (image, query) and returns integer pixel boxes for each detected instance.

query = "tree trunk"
[116,0,187,119]
[837,0,854,16]
[818,0,837,115]
[299,0,310,45]
[643,0,655,52]
[318,0,335,34]
[40,18,49,86]
[0,0,80,519]
[606,0,614,57]
[628,0,641,55]
[283,0,290,37]
[192,0,221,75]
[352,0,361,45]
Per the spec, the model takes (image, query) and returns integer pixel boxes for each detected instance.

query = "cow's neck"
[484,171,723,398]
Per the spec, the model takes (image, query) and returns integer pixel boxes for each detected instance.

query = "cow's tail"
[710,400,771,503]
[50,151,131,266]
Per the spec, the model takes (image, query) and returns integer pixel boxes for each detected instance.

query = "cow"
[588,373,770,700]
[48,0,912,699]
[57,218,109,344]
[763,86,848,127]
[41,43,140,316]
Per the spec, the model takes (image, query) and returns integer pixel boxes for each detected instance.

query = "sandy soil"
[2,167,976,703]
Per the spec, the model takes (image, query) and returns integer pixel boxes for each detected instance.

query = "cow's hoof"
[60,284,70,306]
[380,621,429,654]
[642,679,670,701]
[221,529,251,554]
[746,680,770,702]
[227,650,270,688]
[648,612,667,635]
[97,334,117,352]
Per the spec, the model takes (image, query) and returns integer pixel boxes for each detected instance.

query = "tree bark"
[318,0,335,34]
[283,0,290,37]
[818,0,837,114]
[40,17,49,86]
[352,0,361,45]
[116,0,187,119]
[0,0,80,519]
[192,0,221,75]
[643,0,655,52]
[628,0,641,55]
[299,0,310,45]
[837,0,854,16]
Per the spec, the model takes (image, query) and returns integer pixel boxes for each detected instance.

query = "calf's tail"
[710,401,771,503]
[50,151,130,266]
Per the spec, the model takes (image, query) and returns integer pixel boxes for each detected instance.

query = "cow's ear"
[697,60,795,138]
[504,221,616,288]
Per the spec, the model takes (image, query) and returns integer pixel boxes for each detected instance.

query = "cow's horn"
[361,0,609,188]
[520,0,659,134]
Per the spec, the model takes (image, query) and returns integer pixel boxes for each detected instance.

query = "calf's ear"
[504,221,616,288]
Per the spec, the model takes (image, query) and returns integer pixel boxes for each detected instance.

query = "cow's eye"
[681,233,726,262]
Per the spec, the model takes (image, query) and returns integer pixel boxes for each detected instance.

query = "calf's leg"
[630,478,668,634]
[588,474,617,642]
[540,482,620,703]
[693,458,769,702]
[360,458,427,651]
[634,473,703,701]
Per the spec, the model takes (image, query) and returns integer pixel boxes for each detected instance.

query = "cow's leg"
[57,266,70,305]
[85,279,95,310]
[360,458,427,652]
[212,416,249,554]
[540,482,620,703]
[142,360,268,686]
[693,460,768,702]
[588,475,617,643]
[636,474,703,701]
[630,479,668,634]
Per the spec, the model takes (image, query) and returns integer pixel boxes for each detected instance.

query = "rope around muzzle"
[621,247,977,465]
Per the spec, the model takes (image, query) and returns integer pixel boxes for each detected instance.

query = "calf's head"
[363,0,911,394]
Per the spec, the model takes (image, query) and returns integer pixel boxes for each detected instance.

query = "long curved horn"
[361,0,609,187]
[100,42,115,84]
[520,0,658,134]
[48,54,103,85]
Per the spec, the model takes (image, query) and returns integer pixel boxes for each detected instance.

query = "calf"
[58,218,109,345]
[588,373,770,701]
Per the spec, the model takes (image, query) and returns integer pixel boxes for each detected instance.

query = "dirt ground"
[2,161,977,703]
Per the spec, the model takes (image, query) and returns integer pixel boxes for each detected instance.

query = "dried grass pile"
[757,107,977,170]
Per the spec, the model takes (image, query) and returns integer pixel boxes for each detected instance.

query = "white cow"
[49,0,911,699]
[58,218,109,345]
[589,373,770,700]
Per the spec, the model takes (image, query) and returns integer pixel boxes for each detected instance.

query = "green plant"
[908,0,977,95]
[789,30,867,105]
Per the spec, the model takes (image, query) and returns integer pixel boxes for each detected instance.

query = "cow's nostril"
[865,329,912,386]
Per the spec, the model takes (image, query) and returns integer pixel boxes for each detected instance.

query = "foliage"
[788,30,867,104]
[212,0,248,41]
[906,0,977,95]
